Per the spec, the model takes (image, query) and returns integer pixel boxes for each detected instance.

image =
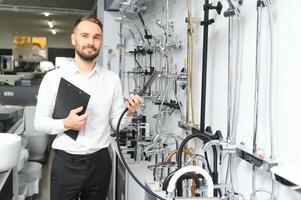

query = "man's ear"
[71,33,75,46]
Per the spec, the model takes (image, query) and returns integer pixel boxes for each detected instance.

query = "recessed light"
[51,29,57,35]
[43,12,50,17]
[48,20,54,28]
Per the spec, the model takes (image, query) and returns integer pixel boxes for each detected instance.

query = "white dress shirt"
[34,61,132,154]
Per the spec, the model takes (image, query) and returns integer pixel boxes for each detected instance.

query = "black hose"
[115,71,166,199]
[116,109,167,200]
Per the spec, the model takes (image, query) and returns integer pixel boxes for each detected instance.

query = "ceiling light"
[51,29,56,35]
[43,12,50,17]
[48,20,53,28]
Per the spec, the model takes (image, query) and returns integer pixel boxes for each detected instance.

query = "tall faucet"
[159,134,184,150]
[165,148,193,163]
[166,166,214,198]
[176,132,220,196]
[144,131,182,154]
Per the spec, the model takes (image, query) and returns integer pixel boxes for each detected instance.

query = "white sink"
[0,133,21,172]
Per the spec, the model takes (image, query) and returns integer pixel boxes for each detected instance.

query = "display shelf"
[271,164,301,194]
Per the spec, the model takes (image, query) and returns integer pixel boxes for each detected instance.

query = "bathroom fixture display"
[236,146,277,171]
[185,154,208,170]
[250,1,277,199]
[0,133,21,173]
[222,1,244,193]
[23,106,49,162]
[200,0,223,132]
[185,0,198,126]
[114,71,170,200]
[176,132,222,197]
[165,148,193,163]
[223,0,243,144]
[153,162,177,184]
[162,170,201,197]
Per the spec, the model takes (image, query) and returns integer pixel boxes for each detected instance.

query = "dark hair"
[73,16,103,32]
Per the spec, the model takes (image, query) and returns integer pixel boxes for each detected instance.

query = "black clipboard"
[52,78,90,140]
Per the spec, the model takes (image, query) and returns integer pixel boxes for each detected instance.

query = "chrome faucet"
[202,139,237,155]
[159,134,184,150]
[185,154,208,170]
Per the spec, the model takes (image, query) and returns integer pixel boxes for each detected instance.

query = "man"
[34,16,142,200]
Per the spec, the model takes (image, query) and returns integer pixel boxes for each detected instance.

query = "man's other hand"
[125,94,143,116]
[63,106,88,130]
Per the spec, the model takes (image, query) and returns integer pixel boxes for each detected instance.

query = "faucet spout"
[166,165,214,197]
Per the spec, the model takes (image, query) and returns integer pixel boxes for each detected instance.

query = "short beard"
[76,47,99,62]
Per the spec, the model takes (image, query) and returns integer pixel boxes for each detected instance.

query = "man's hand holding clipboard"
[52,78,90,140]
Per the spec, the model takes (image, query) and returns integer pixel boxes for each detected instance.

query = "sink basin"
[0,133,21,172]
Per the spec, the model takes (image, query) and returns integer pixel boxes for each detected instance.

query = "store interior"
[0,0,301,200]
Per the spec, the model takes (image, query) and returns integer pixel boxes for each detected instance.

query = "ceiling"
[0,0,95,36]
[0,0,95,10]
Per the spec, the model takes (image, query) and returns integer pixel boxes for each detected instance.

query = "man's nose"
[87,37,94,45]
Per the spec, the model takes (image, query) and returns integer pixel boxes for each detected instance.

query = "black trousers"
[51,148,112,200]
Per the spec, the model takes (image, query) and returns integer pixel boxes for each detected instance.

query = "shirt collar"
[70,60,101,77]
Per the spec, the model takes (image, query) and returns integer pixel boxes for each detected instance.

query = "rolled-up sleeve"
[109,76,132,130]
[34,73,67,135]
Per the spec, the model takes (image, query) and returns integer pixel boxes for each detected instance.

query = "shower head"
[224,0,242,16]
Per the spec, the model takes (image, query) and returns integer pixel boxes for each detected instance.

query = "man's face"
[71,21,102,62]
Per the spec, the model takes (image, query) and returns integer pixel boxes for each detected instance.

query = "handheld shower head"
[224,0,242,16]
